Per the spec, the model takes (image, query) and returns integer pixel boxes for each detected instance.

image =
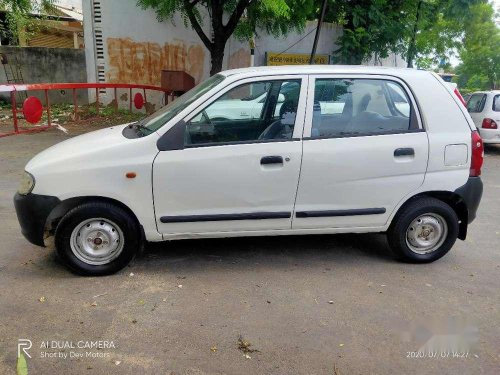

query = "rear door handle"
[394,148,414,157]
[260,156,283,165]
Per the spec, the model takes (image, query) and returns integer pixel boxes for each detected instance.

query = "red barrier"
[0,83,173,138]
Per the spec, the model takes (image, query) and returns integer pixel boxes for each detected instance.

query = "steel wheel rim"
[70,218,124,265]
[405,213,448,254]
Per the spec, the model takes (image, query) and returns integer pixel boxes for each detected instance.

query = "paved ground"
[0,128,499,375]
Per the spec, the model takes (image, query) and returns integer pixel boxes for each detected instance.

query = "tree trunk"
[209,43,225,75]
[407,0,423,68]
[348,55,364,65]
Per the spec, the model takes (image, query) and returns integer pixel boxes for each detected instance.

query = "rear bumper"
[14,192,60,247]
[455,177,483,224]
[478,128,500,144]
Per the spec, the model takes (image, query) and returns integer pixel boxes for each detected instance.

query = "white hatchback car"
[466,90,500,144]
[14,66,484,275]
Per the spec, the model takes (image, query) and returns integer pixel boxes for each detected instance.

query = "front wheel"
[387,198,459,263]
[55,202,140,275]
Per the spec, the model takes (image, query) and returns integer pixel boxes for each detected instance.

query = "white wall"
[253,22,343,66]
[366,54,407,68]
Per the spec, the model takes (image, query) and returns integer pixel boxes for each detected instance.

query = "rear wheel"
[388,198,459,263]
[55,202,140,275]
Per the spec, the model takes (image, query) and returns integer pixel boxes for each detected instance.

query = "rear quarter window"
[467,94,486,113]
[493,95,500,112]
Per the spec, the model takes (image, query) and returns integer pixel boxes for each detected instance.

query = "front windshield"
[141,74,225,132]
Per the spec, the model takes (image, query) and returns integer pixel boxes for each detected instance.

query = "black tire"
[387,197,459,263]
[55,202,140,276]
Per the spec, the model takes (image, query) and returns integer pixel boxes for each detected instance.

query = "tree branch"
[223,0,251,40]
[184,0,212,49]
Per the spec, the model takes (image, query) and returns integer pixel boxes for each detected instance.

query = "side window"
[311,79,413,138]
[185,80,301,146]
[492,95,500,112]
[467,94,486,113]
[386,82,410,117]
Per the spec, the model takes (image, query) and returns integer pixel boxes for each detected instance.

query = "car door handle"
[394,148,415,157]
[260,156,283,165]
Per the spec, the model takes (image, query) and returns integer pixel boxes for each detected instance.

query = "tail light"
[454,87,466,107]
[470,130,484,177]
[482,118,498,129]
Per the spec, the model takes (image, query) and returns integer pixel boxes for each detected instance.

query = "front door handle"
[394,148,415,157]
[260,156,283,165]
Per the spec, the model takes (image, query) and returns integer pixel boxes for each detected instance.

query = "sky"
[56,0,82,11]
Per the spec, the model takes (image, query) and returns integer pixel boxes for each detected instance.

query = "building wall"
[253,22,343,66]
[0,46,88,104]
[84,0,212,107]
[27,31,75,49]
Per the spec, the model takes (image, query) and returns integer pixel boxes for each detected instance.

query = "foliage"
[137,0,314,74]
[0,0,55,44]
[410,0,484,69]
[455,2,500,90]
[328,0,488,69]
[327,0,412,65]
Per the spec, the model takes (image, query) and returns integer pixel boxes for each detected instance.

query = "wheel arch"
[45,196,143,239]
[391,191,468,240]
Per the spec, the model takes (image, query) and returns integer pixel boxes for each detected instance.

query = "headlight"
[18,171,35,195]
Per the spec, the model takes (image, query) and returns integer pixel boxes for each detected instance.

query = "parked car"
[14,66,483,275]
[466,91,500,144]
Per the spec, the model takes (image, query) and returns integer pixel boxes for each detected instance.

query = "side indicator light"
[126,172,136,179]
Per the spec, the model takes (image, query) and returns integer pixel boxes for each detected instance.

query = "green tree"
[328,0,485,69]
[327,0,411,65]
[409,0,484,69]
[456,2,500,90]
[0,0,55,43]
[137,0,314,75]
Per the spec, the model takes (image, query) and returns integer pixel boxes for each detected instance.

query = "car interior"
[311,79,412,138]
[185,80,301,145]
[183,78,413,145]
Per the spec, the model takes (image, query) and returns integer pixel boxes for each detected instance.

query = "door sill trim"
[295,208,386,218]
[160,211,291,223]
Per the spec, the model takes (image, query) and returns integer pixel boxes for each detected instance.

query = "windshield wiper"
[131,121,153,136]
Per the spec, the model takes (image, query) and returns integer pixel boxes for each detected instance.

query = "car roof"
[219,65,430,78]
[470,90,500,95]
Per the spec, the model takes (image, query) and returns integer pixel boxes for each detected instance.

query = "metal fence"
[0,83,172,138]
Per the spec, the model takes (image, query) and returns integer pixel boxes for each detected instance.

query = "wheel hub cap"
[406,213,448,254]
[70,218,124,265]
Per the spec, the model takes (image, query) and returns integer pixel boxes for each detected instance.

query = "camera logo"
[18,339,32,359]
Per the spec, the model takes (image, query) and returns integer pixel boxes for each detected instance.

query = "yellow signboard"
[266,52,329,66]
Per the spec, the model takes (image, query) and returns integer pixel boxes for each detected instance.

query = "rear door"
[293,75,429,230]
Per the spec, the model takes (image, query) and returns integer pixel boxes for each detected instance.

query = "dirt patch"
[0,102,146,135]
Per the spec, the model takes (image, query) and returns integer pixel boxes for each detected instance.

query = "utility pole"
[309,0,328,64]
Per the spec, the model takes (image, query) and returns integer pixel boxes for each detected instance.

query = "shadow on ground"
[484,144,500,155]
[136,233,396,272]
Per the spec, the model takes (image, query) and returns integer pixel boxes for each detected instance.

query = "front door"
[293,75,429,230]
[153,76,307,236]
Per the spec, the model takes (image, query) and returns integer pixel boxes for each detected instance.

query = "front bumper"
[455,176,483,224]
[14,192,60,247]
